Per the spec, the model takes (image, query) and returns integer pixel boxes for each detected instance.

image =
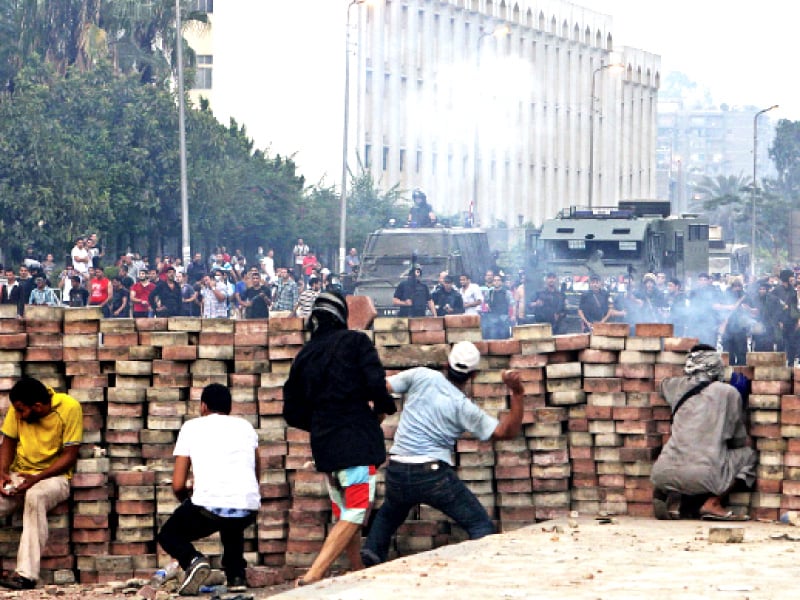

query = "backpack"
[730,372,751,409]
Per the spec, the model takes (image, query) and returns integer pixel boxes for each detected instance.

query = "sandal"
[700,510,749,521]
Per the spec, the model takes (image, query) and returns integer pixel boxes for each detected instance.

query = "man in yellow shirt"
[0,378,83,590]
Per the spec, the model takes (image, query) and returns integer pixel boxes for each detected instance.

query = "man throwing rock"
[0,378,83,590]
[361,341,524,566]
[651,344,756,521]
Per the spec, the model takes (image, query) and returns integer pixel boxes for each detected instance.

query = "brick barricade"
[0,306,794,581]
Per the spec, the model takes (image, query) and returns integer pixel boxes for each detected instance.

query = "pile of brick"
[2,304,800,582]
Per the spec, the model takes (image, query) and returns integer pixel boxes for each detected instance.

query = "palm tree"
[691,174,751,243]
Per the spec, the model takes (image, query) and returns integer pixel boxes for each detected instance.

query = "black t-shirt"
[394,277,431,317]
[243,285,271,319]
[69,287,89,307]
[579,290,610,323]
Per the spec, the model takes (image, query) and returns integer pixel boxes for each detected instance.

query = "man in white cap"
[360,341,524,567]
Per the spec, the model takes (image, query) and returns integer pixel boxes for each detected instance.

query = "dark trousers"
[362,461,494,564]
[157,500,256,580]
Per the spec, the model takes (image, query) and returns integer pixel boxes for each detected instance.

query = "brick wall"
[0,305,793,582]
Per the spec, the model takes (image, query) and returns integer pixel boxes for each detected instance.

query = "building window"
[382,146,389,171]
[416,150,422,173]
[194,55,212,89]
[399,149,406,172]
[192,0,213,12]
[365,144,371,168]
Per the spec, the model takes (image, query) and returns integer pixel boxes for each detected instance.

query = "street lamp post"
[176,0,190,266]
[339,0,368,275]
[472,25,509,228]
[751,104,779,279]
[588,63,622,208]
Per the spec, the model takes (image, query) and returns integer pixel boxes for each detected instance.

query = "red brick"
[497,479,533,493]
[569,446,594,459]
[568,418,589,431]
[619,364,654,379]
[752,380,792,395]
[407,317,444,332]
[24,320,62,333]
[71,473,107,487]
[71,528,110,543]
[623,434,662,449]
[135,317,168,331]
[782,395,800,410]
[494,465,530,479]
[584,378,622,393]
[654,364,684,379]
[634,323,673,337]
[572,473,599,487]
[533,478,569,491]
[235,319,270,334]
[73,487,111,502]
[411,330,447,344]
[97,347,130,361]
[619,447,659,461]
[110,542,150,557]
[626,502,655,517]
[25,347,63,361]
[554,333,590,351]
[578,349,618,363]
[622,378,655,392]
[598,474,625,487]
[151,359,189,374]
[509,354,548,368]
[0,333,27,349]
[115,500,155,514]
[72,515,109,529]
[488,339,521,355]
[585,405,613,420]
[662,337,698,351]
[751,424,781,438]
[613,407,653,420]
[113,470,155,485]
[269,346,302,360]
[591,323,630,337]
[72,375,109,389]
[64,321,100,334]
[615,420,656,434]
[235,332,270,346]
[571,459,596,474]
[751,507,779,521]
[199,332,235,345]
[498,506,536,521]
[444,314,481,329]
[160,345,197,360]
[105,430,140,444]
[0,320,23,333]
[782,480,800,495]
[107,403,144,417]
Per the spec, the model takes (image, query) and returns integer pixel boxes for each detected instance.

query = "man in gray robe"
[651,344,756,520]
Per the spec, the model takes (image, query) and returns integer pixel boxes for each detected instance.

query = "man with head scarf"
[283,291,397,585]
[650,344,756,521]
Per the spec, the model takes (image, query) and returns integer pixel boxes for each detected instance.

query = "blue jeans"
[361,461,495,565]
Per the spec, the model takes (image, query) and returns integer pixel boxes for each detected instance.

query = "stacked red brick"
[780,362,800,518]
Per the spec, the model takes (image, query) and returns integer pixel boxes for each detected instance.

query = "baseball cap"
[448,341,481,374]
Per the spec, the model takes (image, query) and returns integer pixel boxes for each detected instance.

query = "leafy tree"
[769,119,800,203]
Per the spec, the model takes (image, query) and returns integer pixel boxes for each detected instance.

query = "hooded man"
[283,292,396,585]
[651,344,756,521]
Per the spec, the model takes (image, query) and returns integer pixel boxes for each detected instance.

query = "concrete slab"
[273,516,799,599]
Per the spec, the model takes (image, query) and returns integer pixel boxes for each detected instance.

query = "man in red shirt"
[130,270,156,318]
[301,250,319,286]
[88,267,113,317]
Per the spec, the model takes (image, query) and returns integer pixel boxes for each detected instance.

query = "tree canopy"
[0,0,400,268]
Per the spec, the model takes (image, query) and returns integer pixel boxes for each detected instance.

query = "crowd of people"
[0,236,356,321]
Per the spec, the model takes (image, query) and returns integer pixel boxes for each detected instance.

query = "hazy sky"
[585,0,796,119]
[212,0,795,184]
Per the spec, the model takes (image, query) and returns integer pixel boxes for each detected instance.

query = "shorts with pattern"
[326,465,377,525]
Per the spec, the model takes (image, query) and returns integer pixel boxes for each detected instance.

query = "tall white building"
[352,0,660,226]
[186,1,660,227]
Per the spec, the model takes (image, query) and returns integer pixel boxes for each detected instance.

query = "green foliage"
[691,174,751,243]
[769,119,800,202]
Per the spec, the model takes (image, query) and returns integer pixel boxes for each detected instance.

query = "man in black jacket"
[283,292,396,585]
[149,266,183,317]
[431,274,464,316]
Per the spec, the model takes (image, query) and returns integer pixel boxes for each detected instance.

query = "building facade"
[352,0,660,227]
[184,1,661,229]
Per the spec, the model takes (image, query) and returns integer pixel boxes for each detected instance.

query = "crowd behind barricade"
[7,233,800,366]
[0,235,357,322]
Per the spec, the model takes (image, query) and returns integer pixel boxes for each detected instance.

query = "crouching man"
[361,341,524,567]
[0,378,83,590]
[651,344,756,521]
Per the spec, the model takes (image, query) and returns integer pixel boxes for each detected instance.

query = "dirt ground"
[4,516,800,599]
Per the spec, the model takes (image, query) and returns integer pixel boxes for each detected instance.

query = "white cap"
[448,341,481,374]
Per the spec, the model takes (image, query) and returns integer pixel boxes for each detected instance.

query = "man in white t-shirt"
[156,384,260,595]
[70,238,91,277]
[459,273,483,316]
